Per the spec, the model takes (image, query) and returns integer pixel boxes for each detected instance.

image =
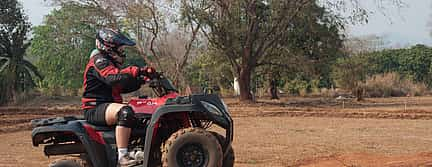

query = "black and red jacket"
[81,52,141,109]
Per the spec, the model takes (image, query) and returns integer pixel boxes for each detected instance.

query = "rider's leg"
[105,103,136,164]
[115,126,131,148]
[105,103,130,146]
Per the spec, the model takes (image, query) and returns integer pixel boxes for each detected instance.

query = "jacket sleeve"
[93,56,141,89]
[120,78,142,93]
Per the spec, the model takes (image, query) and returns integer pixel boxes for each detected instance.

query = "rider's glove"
[140,66,155,75]
[140,66,157,81]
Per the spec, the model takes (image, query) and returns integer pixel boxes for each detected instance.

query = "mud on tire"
[161,128,223,167]
[210,132,235,167]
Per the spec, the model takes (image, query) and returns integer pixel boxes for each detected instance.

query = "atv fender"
[141,102,233,167]
[32,120,112,167]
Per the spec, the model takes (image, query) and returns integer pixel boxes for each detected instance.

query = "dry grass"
[364,72,428,97]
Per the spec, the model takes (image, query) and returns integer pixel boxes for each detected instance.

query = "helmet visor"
[114,33,136,46]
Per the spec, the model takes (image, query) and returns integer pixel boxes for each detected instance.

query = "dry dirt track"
[233,117,432,166]
[2,96,432,166]
[2,117,432,167]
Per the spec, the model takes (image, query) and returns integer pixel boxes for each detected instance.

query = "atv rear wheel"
[161,128,222,167]
[49,158,88,167]
[210,132,235,167]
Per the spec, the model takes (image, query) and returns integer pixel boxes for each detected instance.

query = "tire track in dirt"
[0,107,79,115]
[0,107,81,134]
[295,153,432,167]
[229,107,432,120]
[5,117,432,167]
[3,106,432,134]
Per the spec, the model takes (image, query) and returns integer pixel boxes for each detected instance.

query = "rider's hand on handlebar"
[140,66,157,77]
[140,66,155,74]
[141,76,151,83]
[139,66,159,84]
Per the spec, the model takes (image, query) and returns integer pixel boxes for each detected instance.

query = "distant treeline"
[0,0,425,105]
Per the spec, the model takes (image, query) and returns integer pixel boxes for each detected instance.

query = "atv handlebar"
[139,72,178,97]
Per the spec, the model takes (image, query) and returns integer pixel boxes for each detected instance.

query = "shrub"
[363,72,428,97]
[284,78,310,96]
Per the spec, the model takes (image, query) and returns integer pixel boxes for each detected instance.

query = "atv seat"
[80,121,115,131]
[79,121,148,136]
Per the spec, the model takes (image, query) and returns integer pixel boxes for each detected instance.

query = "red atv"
[31,73,234,167]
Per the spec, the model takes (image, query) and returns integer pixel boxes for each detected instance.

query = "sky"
[19,0,432,47]
[344,0,432,47]
[20,0,53,25]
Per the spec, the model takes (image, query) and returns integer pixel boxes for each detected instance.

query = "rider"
[81,28,154,166]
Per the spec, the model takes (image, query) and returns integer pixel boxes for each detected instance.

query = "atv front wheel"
[210,132,235,167]
[161,128,222,167]
[49,158,88,167]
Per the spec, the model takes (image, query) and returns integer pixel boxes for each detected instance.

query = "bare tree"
[157,28,201,88]
[51,0,119,27]
[50,0,202,89]
[322,0,406,24]
[117,0,202,89]
[344,35,389,55]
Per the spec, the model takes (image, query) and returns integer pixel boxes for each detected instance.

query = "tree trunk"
[10,63,18,103]
[354,86,364,101]
[269,79,279,99]
[238,67,253,102]
[3,66,16,104]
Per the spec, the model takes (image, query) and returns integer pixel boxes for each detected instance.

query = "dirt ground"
[2,96,432,166]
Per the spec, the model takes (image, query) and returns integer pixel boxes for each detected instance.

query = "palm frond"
[0,44,7,55]
[22,59,44,80]
[21,67,37,89]
[0,57,10,73]
[0,35,11,52]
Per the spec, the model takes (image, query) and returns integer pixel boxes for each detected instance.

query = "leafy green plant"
[0,0,42,104]
[30,2,97,96]
[284,77,310,96]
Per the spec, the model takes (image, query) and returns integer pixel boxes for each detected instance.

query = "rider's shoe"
[118,153,138,167]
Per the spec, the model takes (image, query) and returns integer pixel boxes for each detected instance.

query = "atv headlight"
[200,101,223,116]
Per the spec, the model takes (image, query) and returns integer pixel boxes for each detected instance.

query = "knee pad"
[117,106,137,128]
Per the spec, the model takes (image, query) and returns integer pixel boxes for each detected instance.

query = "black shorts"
[84,103,110,126]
